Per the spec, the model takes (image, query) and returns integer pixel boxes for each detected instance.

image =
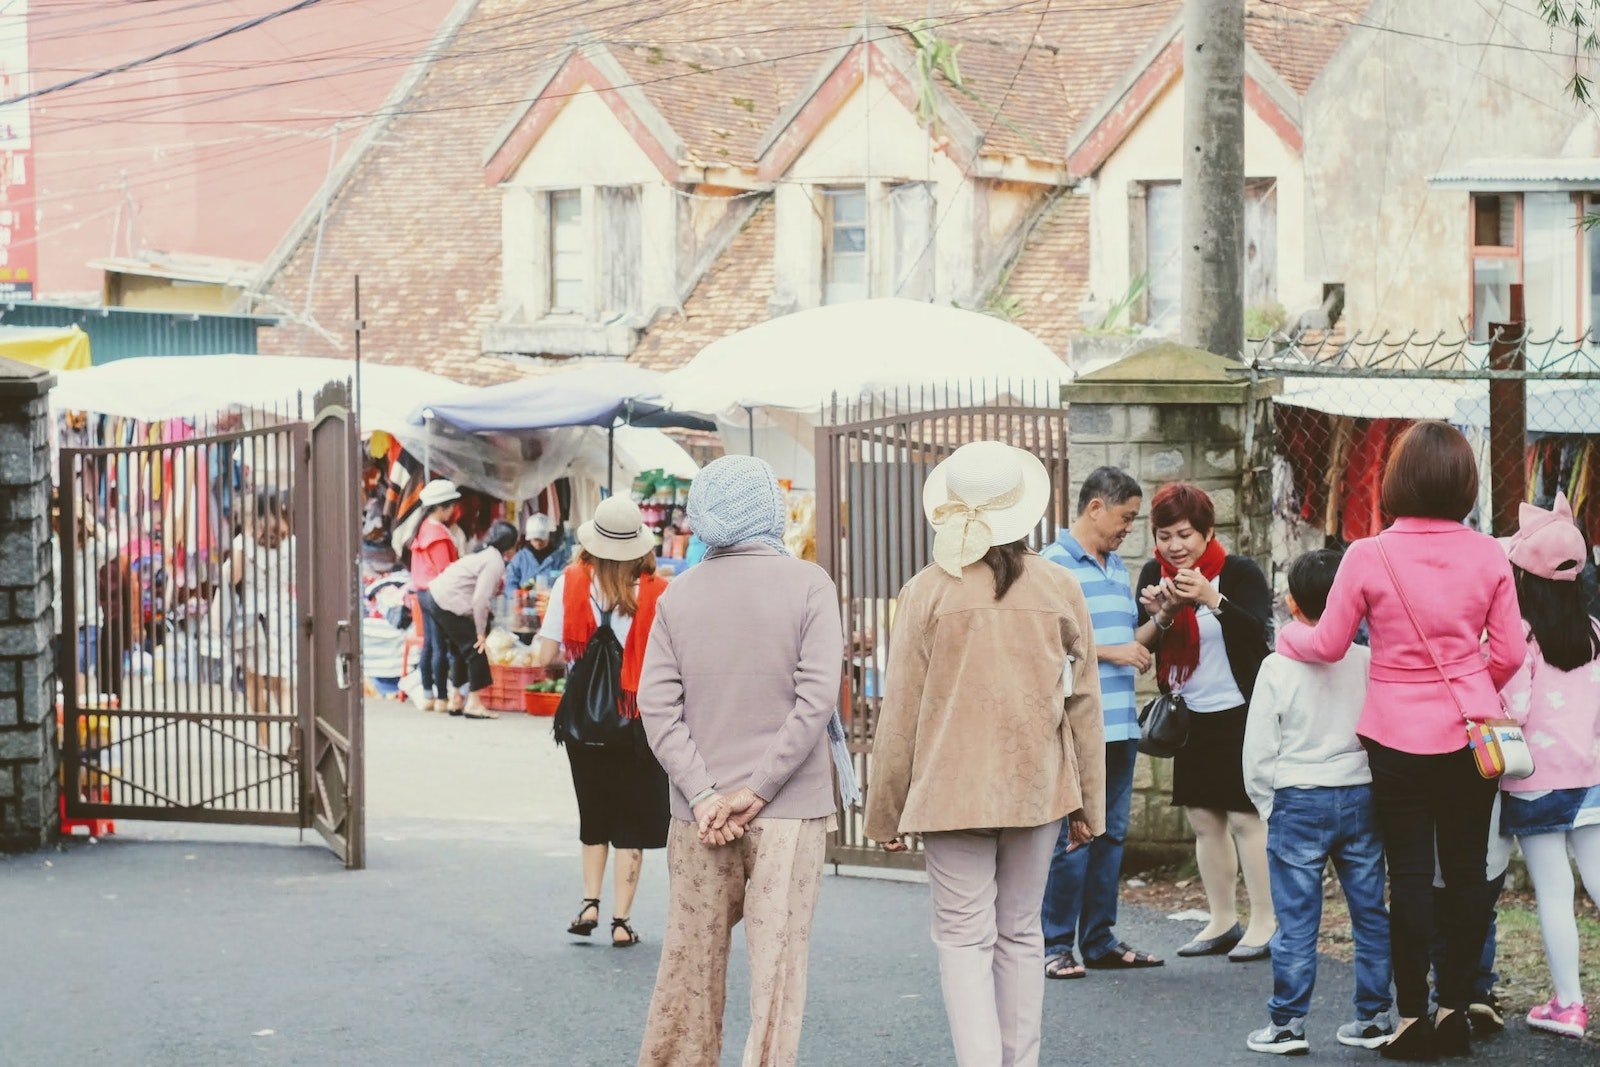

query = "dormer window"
[823,187,869,305]
[548,189,585,314]
[817,182,935,306]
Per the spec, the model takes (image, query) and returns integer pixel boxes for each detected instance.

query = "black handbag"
[552,611,635,749]
[1137,691,1191,758]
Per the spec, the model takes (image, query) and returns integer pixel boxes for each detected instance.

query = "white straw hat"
[922,441,1051,578]
[577,496,656,562]
[418,479,461,509]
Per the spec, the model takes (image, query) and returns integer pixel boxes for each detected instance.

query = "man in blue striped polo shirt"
[1041,467,1164,978]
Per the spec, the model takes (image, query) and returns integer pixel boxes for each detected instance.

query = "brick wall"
[0,359,57,852]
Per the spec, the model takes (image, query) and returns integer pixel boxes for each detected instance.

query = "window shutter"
[1244,179,1278,310]
[890,182,936,301]
[599,185,642,320]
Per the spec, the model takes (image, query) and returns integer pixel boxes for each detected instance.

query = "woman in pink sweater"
[1496,493,1600,1041]
[1275,422,1525,1061]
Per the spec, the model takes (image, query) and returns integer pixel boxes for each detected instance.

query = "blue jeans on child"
[1267,784,1393,1025]
[1043,740,1138,960]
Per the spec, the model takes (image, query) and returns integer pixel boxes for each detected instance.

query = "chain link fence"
[1247,328,1600,600]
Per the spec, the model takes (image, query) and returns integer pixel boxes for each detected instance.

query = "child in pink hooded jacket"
[1496,493,1600,1041]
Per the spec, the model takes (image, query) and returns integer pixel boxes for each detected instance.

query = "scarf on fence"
[1157,537,1228,691]
[561,560,667,718]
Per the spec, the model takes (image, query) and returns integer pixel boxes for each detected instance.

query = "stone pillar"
[0,357,57,852]
[1064,341,1279,864]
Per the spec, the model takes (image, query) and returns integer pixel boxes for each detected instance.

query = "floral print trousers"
[637,816,829,1067]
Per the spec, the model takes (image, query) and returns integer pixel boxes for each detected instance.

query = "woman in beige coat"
[867,441,1106,1067]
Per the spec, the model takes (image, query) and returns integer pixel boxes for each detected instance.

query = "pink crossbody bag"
[1375,539,1535,781]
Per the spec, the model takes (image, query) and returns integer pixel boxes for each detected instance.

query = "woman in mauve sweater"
[1275,421,1525,1062]
[635,456,844,1067]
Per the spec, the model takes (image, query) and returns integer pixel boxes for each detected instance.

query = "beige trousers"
[638,816,829,1067]
[922,821,1063,1067]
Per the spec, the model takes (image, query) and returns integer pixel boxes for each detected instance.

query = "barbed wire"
[1242,327,1600,377]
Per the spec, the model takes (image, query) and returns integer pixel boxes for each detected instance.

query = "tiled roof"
[629,199,776,372]
[257,0,1364,387]
[1245,0,1369,96]
[994,192,1090,356]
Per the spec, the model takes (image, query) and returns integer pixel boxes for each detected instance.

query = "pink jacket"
[409,518,457,591]
[1277,518,1525,755]
[1500,621,1600,792]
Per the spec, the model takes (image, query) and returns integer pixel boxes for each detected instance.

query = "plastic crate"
[480,663,549,712]
[523,690,562,716]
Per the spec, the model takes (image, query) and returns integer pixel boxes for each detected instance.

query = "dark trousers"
[1362,738,1499,1017]
[418,591,491,694]
[419,606,457,701]
[1430,870,1507,1006]
[1043,740,1138,958]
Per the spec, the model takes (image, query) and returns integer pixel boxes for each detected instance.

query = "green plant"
[906,21,963,132]
[1081,273,1149,336]
[1244,301,1288,340]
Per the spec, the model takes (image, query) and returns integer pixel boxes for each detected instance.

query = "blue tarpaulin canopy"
[411,365,714,434]
[400,364,712,498]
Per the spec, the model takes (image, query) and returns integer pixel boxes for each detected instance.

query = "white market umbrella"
[661,299,1067,418]
[660,300,1067,488]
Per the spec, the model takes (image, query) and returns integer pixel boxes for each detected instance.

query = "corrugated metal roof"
[0,301,276,363]
[1429,158,1600,191]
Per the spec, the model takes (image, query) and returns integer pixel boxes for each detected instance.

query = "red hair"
[1149,482,1216,535]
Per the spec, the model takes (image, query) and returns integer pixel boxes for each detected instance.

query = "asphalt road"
[1,700,1593,1066]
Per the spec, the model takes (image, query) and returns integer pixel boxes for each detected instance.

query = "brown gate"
[815,397,1070,869]
[57,386,363,866]
[301,382,364,867]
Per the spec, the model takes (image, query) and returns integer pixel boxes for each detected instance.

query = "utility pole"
[1181,0,1245,360]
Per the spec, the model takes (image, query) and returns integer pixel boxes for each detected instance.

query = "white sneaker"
[1247,1020,1309,1056]
[1336,1013,1397,1049]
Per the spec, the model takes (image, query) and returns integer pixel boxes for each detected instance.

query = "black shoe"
[1381,1017,1438,1062]
[1433,1011,1471,1058]
[1177,923,1244,957]
[1467,994,1504,1034]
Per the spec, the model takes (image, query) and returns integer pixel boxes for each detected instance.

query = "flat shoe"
[1176,922,1244,957]
[1227,941,1271,963]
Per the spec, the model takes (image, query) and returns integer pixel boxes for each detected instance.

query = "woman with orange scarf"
[1135,482,1277,962]
[536,495,670,948]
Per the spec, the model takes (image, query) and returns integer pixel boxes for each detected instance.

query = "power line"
[2,0,334,107]
[34,1,1058,133]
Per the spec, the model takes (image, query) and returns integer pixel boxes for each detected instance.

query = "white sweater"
[1242,647,1373,820]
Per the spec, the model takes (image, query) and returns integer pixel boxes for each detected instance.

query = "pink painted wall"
[28,0,458,298]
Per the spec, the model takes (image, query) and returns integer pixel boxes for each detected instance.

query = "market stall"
[660,298,1070,489]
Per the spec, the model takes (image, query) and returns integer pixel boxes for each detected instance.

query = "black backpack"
[552,611,635,748]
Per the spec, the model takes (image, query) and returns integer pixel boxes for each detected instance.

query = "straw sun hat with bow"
[922,441,1051,578]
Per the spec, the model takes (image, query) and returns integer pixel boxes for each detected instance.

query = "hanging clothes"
[1340,418,1410,542]
[1273,404,1333,527]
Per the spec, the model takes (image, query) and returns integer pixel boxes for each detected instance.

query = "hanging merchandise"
[1339,419,1410,543]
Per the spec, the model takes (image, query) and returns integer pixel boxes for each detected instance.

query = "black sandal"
[1084,942,1165,969]
[1045,952,1086,980]
[611,917,640,948]
[567,898,600,937]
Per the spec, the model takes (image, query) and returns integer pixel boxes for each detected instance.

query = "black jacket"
[1137,555,1273,702]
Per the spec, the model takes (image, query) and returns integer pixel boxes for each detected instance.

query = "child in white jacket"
[1242,549,1394,1056]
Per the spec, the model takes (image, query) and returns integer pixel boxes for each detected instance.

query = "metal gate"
[58,383,364,866]
[815,397,1070,869]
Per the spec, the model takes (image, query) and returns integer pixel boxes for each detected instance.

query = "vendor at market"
[506,513,570,594]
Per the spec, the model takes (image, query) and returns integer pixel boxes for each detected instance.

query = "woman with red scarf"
[1135,482,1276,961]
[535,495,670,948]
